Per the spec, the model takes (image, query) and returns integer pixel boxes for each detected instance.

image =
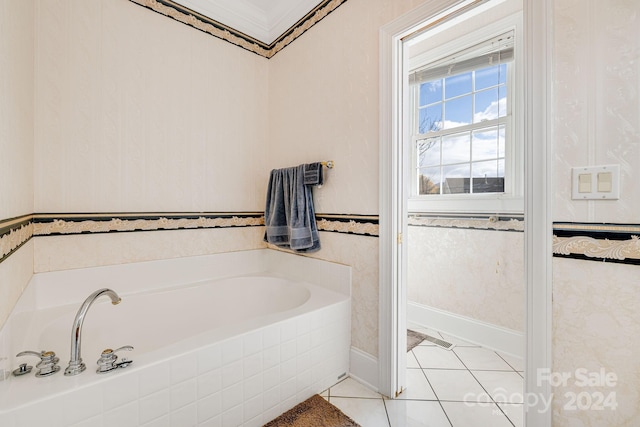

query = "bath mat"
[263,394,360,427]
[407,329,429,352]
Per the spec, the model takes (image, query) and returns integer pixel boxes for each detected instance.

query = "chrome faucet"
[64,288,121,376]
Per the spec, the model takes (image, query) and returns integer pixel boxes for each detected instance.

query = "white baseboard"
[349,347,379,392]
[408,301,524,358]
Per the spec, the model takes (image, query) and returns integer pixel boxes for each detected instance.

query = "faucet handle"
[96,346,134,374]
[15,350,61,377]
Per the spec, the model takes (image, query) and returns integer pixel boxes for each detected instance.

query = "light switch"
[597,172,612,192]
[572,165,620,200]
[578,174,592,193]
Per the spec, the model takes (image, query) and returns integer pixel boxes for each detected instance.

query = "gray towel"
[303,162,324,186]
[264,164,321,252]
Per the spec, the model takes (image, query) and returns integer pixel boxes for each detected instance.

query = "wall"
[267,0,432,359]
[552,0,640,425]
[32,0,270,270]
[0,0,35,327]
[407,224,524,333]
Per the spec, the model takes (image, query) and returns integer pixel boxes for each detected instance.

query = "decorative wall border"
[408,214,525,232]
[32,212,265,236]
[316,214,379,236]
[7,216,639,264]
[0,214,34,264]
[0,212,379,265]
[128,0,349,59]
[30,212,379,237]
[553,222,640,265]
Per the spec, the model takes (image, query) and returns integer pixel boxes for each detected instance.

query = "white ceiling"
[172,0,325,45]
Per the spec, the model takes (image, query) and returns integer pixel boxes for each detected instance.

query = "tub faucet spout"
[64,288,121,376]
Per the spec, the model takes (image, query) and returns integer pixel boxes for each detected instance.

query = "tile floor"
[320,324,524,427]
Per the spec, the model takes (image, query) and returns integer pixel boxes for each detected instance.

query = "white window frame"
[407,12,524,214]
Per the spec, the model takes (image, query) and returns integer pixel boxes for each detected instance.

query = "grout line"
[411,349,453,426]
[329,396,385,400]
[451,346,518,425]
[381,396,392,427]
[419,366,476,373]
[406,324,519,426]
[495,351,522,373]
[414,360,454,427]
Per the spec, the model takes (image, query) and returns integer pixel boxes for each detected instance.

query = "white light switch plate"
[571,165,620,200]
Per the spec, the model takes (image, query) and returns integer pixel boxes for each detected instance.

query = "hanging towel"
[264,164,322,252]
[303,162,324,186]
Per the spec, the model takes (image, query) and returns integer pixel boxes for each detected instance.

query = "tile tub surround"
[0,249,351,426]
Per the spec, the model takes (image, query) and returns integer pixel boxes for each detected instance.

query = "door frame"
[378,0,553,425]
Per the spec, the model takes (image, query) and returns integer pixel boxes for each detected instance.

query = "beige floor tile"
[330,377,382,399]
[471,370,524,403]
[412,346,466,370]
[385,399,452,427]
[396,369,438,401]
[497,352,525,372]
[424,369,489,403]
[498,403,524,427]
[441,401,514,427]
[330,397,390,427]
[454,347,514,371]
[407,351,421,368]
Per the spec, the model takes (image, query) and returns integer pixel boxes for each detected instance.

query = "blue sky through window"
[417,63,507,195]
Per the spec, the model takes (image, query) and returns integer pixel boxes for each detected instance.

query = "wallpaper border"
[30,212,379,237]
[316,214,379,236]
[33,212,265,236]
[408,214,525,232]
[0,214,34,264]
[3,215,638,265]
[552,222,640,265]
[128,0,349,59]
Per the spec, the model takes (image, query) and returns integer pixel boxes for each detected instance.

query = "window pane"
[475,65,501,90]
[474,88,499,122]
[443,95,472,128]
[498,85,507,116]
[442,164,471,194]
[418,138,440,167]
[498,63,507,84]
[441,132,470,164]
[418,167,441,195]
[418,104,443,133]
[472,160,504,193]
[444,72,472,99]
[498,124,506,158]
[419,81,442,106]
[472,127,498,161]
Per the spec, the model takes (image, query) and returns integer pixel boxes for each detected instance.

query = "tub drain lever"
[15,350,61,377]
[96,346,134,374]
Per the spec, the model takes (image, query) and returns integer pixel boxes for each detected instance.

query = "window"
[407,13,523,214]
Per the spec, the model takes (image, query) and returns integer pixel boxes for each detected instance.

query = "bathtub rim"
[0,249,352,413]
[0,276,349,413]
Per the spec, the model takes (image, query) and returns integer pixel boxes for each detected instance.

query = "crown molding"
[129,0,349,58]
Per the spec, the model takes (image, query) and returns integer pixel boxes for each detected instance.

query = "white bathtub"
[0,249,351,427]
